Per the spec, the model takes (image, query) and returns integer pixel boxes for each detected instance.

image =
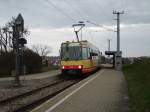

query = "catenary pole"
[113,11,124,70]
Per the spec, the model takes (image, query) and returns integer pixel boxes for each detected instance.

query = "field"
[123,58,150,112]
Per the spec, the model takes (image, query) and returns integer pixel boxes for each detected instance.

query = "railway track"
[0,76,82,112]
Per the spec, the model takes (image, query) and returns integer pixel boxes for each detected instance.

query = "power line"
[120,0,126,11]
[93,0,111,19]
[79,0,111,23]
[69,1,97,23]
[87,31,106,49]
[121,0,127,13]
[109,0,116,14]
[65,0,110,24]
[62,0,86,21]
[45,0,76,22]
[86,20,114,32]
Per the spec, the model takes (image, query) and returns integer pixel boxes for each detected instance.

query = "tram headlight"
[78,65,82,69]
[62,66,65,69]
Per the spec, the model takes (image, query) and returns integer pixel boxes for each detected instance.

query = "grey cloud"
[0,0,150,28]
[0,0,150,57]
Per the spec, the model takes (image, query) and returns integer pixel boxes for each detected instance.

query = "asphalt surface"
[32,69,129,112]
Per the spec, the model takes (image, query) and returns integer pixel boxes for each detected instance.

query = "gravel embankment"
[0,75,60,102]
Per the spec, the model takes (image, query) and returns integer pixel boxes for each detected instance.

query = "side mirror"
[90,53,93,59]
[59,49,61,58]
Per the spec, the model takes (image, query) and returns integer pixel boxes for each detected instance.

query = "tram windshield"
[61,43,82,60]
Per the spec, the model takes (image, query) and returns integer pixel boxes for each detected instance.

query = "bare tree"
[0,17,29,52]
[0,26,10,52]
[32,44,52,58]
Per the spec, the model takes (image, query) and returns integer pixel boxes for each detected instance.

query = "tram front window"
[61,46,82,60]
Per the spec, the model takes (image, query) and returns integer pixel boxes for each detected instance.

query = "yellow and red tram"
[60,40,101,75]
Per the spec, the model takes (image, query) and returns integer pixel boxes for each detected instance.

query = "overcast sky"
[0,0,150,57]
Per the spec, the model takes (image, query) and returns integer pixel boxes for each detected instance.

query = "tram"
[60,40,102,75]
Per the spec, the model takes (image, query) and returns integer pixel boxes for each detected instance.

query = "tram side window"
[82,47,88,59]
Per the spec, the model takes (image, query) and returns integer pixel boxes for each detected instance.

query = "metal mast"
[113,11,124,70]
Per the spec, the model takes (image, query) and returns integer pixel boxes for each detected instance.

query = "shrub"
[24,49,42,74]
[0,51,15,76]
[0,48,42,76]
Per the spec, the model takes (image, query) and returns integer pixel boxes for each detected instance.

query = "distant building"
[43,56,60,66]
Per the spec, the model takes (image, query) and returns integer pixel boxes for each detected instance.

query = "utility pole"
[113,11,124,52]
[107,39,111,51]
[113,10,124,70]
[107,39,111,58]
[107,39,111,64]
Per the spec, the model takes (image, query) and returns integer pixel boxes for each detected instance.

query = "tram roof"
[61,40,99,52]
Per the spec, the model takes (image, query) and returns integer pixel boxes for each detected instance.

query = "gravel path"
[0,74,61,102]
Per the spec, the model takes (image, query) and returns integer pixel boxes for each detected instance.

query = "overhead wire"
[61,0,115,35]
[66,0,97,23]
[86,21,114,32]
[43,0,116,52]
[61,0,91,41]
[93,0,111,19]
[120,0,126,11]
[61,0,86,21]
[88,31,108,50]
[73,0,115,46]
[44,0,76,23]
[45,0,114,28]
[44,0,115,39]
[76,0,110,23]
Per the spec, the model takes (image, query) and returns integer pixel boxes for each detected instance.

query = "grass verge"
[123,58,150,112]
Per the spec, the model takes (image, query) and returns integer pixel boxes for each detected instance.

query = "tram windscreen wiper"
[61,46,81,60]
[68,46,81,60]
